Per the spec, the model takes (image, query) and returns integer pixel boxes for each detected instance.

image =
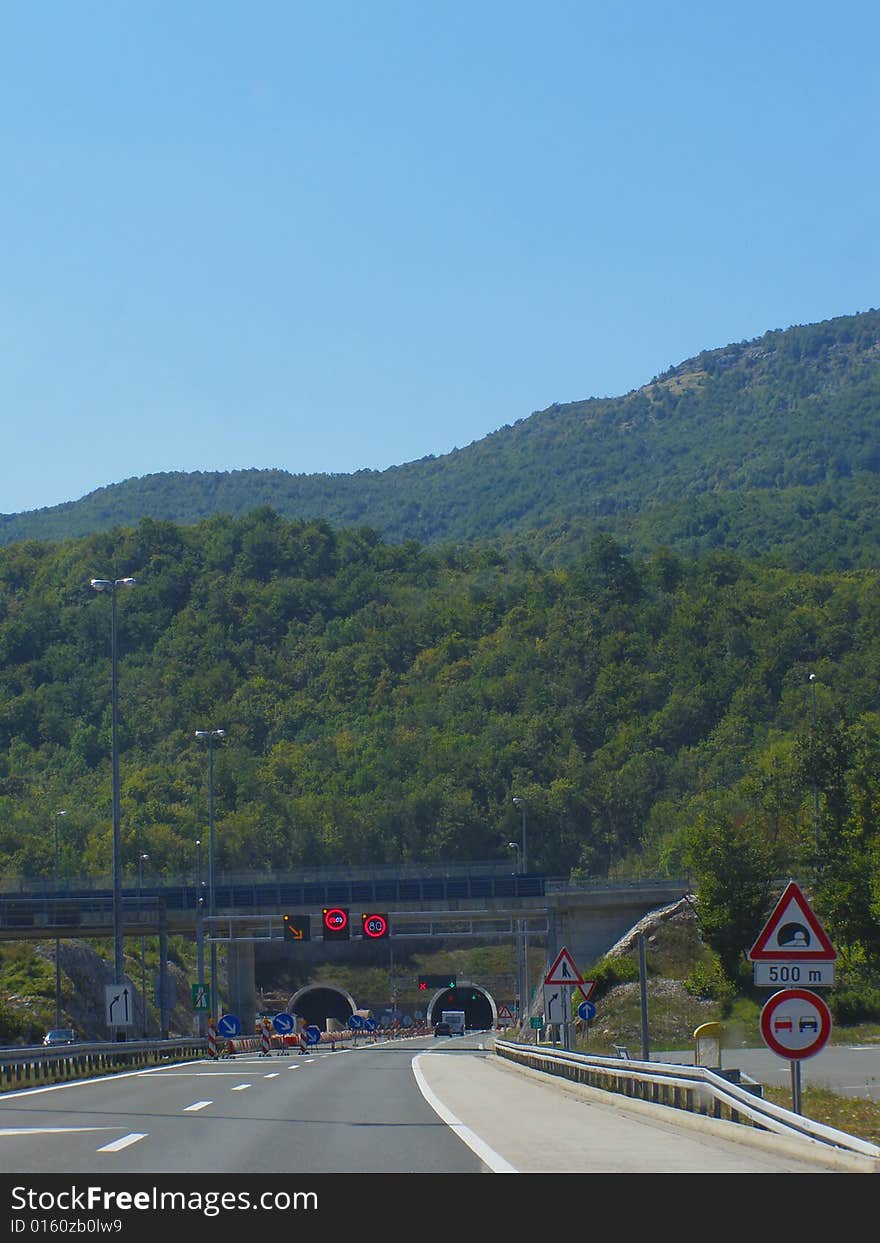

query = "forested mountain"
[1,513,879,965]
[3,309,880,570]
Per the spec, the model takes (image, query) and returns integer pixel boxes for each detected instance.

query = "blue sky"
[2,2,878,516]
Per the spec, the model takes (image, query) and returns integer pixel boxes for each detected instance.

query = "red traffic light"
[361,912,389,939]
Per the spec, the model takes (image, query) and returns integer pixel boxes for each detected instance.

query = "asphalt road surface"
[0,1032,870,1179]
[651,1043,880,1102]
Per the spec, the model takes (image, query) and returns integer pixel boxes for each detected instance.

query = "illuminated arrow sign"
[283,914,311,942]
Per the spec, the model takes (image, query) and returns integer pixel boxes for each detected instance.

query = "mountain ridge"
[3,307,879,567]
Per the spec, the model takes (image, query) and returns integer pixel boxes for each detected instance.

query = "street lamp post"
[195,728,226,1019]
[508,841,523,1018]
[138,852,149,1037]
[195,837,206,1035]
[53,810,67,1027]
[89,577,136,992]
[512,796,529,1021]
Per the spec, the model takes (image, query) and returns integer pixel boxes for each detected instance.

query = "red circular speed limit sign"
[361,912,389,939]
[760,988,832,1059]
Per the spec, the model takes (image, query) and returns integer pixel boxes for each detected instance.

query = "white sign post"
[748,881,837,1114]
[544,946,584,1050]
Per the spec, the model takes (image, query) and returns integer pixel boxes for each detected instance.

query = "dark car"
[433,1021,452,1037]
[42,1028,77,1046]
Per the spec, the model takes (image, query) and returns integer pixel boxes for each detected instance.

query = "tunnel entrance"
[286,985,357,1028]
[426,983,494,1030]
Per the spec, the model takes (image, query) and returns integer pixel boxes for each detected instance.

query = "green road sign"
[192,983,211,1011]
[530,1016,543,1029]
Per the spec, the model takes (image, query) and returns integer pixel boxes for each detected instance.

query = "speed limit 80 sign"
[361,912,389,939]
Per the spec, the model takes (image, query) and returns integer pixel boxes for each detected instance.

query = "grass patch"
[763,1084,880,1146]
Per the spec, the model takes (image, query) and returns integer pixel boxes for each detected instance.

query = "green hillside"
[3,309,879,569]
[1,513,879,982]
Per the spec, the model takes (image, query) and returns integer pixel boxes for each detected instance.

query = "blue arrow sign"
[272,1012,295,1034]
[305,1024,321,1046]
[577,1000,596,1022]
[217,1013,241,1038]
[363,1018,377,1031]
[348,1014,364,1030]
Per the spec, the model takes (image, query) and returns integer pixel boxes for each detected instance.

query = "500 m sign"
[753,962,835,986]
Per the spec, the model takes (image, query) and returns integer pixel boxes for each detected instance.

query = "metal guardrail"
[0,1037,205,1090]
[494,1039,880,1169]
[0,861,545,893]
[0,1026,431,1091]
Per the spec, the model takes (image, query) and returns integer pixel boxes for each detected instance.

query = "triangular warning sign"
[544,946,584,985]
[748,880,836,961]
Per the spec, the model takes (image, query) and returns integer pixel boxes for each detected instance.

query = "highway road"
[652,1043,880,1102]
[0,1032,868,1178]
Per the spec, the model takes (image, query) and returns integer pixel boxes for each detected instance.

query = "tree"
[683,802,776,979]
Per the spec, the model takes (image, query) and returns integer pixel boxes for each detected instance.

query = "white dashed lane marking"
[97,1133,148,1152]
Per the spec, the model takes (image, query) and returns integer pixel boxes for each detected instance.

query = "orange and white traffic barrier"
[207,1020,218,1059]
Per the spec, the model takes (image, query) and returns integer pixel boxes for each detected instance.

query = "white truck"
[441,1009,466,1036]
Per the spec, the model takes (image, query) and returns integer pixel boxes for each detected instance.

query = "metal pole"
[139,853,148,1038]
[790,1059,802,1114]
[389,939,395,1018]
[638,932,650,1060]
[513,797,529,1020]
[208,738,217,1020]
[90,577,136,1009]
[508,841,522,1019]
[110,586,124,987]
[53,810,66,1028]
[159,898,169,1039]
[196,729,225,1021]
[195,838,205,1036]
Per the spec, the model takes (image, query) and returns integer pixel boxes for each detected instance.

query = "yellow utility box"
[693,1021,722,1068]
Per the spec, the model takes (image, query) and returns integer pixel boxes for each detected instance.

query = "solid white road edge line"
[411,1054,518,1174]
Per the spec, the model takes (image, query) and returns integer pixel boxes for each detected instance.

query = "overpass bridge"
[0,863,689,1033]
